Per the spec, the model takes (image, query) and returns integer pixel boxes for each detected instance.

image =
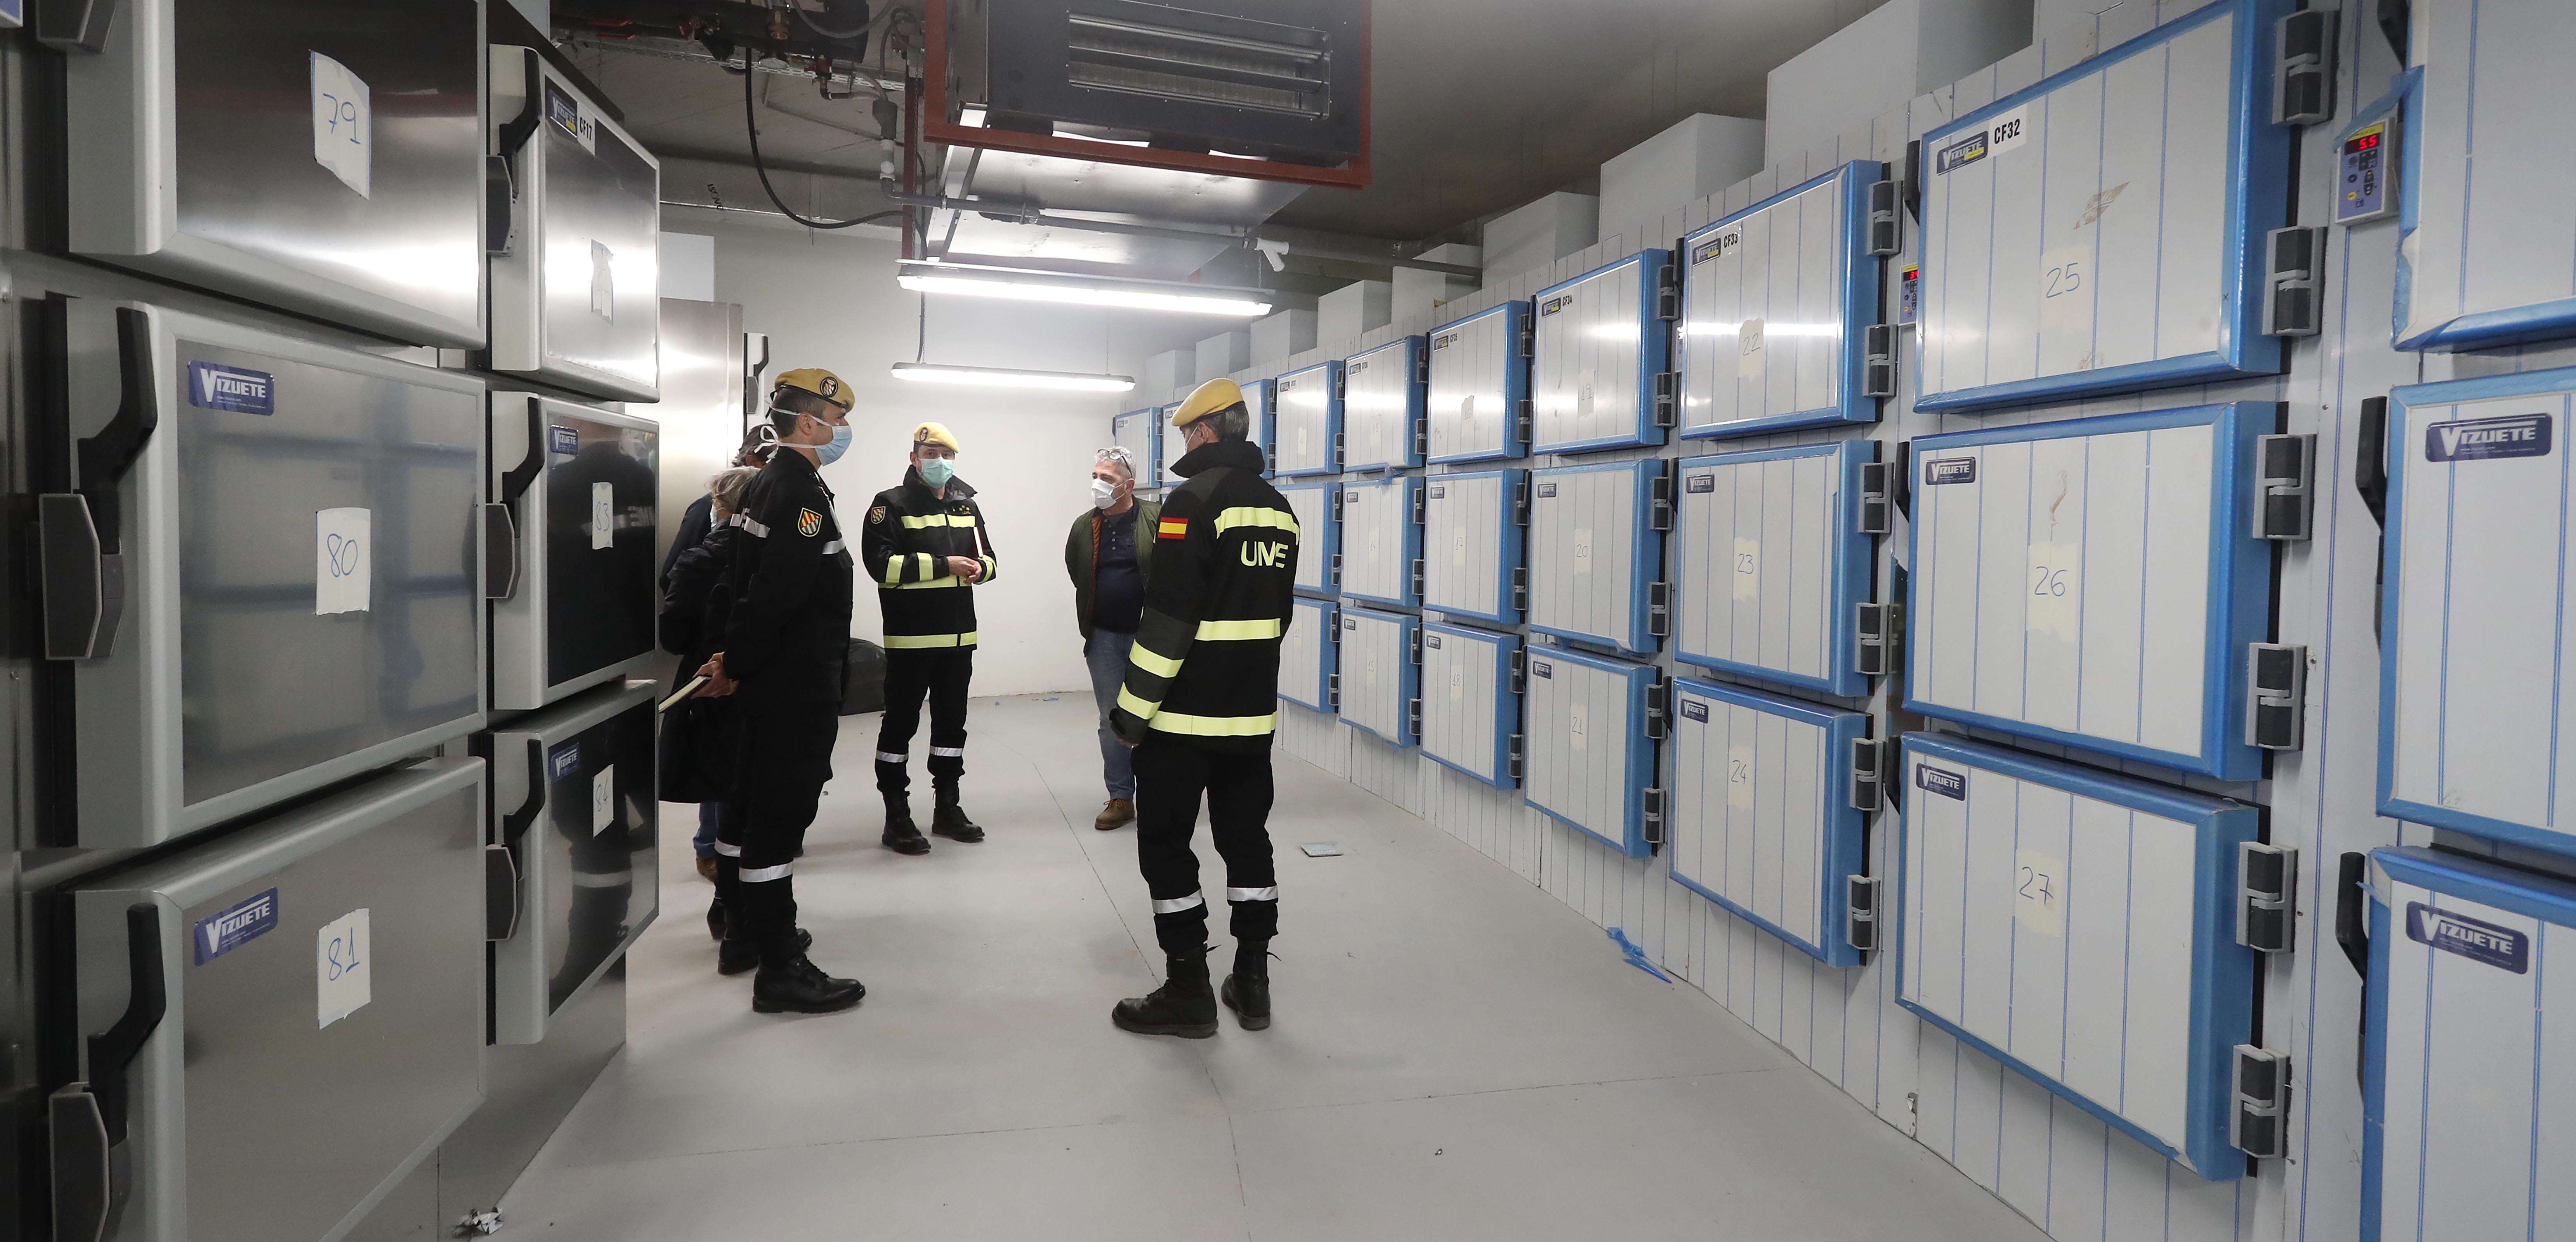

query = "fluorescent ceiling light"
[897,260,1274,318]
[891,362,1137,393]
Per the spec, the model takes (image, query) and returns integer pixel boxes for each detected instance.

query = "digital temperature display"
[2347,131,2381,155]
[2336,120,2396,225]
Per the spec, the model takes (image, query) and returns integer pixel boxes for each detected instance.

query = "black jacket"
[1108,439,1299,753]
[659,523,743,802]
[859,467,998,648]
[720,450,854,707]
[661,493,716,599]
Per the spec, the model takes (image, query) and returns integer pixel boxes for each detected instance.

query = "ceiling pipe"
[876,177,1482,278]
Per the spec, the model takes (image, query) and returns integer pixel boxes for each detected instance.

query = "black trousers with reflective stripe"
[715,702,838,962]
[1133,732,1278,956]
[876,647,973,798]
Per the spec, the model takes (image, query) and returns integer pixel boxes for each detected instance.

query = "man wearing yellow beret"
[858,420,1000,854]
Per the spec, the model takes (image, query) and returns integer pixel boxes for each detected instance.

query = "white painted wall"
[1597,114,1765,248]
[658,232,716,302]
[673,209,1114,696]
[1318,280,1394,344]
[1251,309,1317,367]
[1765,0,2032,167]
[1480,191,1600,284]
[1393,243,1482,322]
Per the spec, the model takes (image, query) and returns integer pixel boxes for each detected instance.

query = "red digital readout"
[2350,132,2382,153]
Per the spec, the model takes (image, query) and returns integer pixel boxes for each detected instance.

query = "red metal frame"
[920,0,1372,190]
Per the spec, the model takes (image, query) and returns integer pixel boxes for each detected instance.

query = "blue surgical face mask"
[919,455,955,487]
[813,422,853,467]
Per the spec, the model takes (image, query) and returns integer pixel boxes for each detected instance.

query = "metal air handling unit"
[1530,250,1675,454]
[1419,623,1521,789]
[1521,647,1660,859]
[1337,473,1422,608]
[1336,606,1419,747]
[1113,406,1162,488]
[47,300,487,849]
[1894,733,2259,1181]
[1272,360,1344,477]
[1526,460,1668,658]
[2376,367,2576,856]
[2358,846,2576,1241]
[62,0,489,348]
[488,394,659,713]
[2394,0,2576,351]
[1912,0,2295,411]
[1677,161,1887,440]
[50,760,487,1242]
[1420,468,1526,626]
[1277,480,1340,597]
[1673,440,1880,699]
[1279,594,1339,713]
[486,42,663,401]
[1667,679,1872,968]
[1340,336,1426,472]
[1903,402,2277,781]
[1426,301,1531,464]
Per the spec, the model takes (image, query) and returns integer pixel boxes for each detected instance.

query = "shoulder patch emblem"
[798,509,823,537]
[869,505,887,524]
[1156,517,1189,541]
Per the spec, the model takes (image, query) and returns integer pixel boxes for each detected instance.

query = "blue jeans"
[693,801,725,860]
[1086,629,1137,800]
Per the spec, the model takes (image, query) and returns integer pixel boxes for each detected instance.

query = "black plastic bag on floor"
[841,638,888,715]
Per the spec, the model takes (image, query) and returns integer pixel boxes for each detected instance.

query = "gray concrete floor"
[499,693,2046,1241]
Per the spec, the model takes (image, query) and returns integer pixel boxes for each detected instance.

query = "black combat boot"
[1112,951,1218,1038]
[751,955,866,1013]
[720,926,811,976]
[1221,937,1271,1030]
[930,791,984,843]
[882,793,930,855]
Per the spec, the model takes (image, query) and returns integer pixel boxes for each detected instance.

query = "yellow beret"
[912,421,960,452]
[1172,378,1245,426]
[774,367,852,407]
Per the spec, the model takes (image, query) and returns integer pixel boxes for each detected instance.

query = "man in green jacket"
[1065,446,1160,830]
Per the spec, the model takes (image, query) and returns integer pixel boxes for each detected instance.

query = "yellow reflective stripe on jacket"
[1209,507,1300,538]
[1128,645,1183,678]
[884,631,979,649]
[899,513,978,528]
[880,556,904,587]
[885,577,968,591]
[1195,618,1283,641]
[1148,709,1277,737]
[979,556,998,581]
[1116,686,1161,721]
[914,552,933,581]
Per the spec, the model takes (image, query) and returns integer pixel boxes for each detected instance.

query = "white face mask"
[1090,477,1120,510]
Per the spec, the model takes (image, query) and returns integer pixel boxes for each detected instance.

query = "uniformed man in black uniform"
[695,368,867,1015]
[859,422,999,854]
[1107,379,1299,1038]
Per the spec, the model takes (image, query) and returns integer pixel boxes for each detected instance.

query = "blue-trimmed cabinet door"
[1338,474,1422,608]
[1668,679,1869,967]
[2380,369,2576,855]
[1272,361,1343,477]
[1913,0,2292,412]
[1904,402,2274,780]
[1420,623,1521,788]
[1342,336,1426,471]
[1522,648,1658,858]
[1278,481,1340,598]
[1337,606,1419,746]
[1531,250,1673,453]
[1895,732,2258,1181]
[2362,846,2576,1242]
[1427,302,1531,463]
[1280,595,1338,714]
[2396,2,2576,351]
[1678,161,1884,439]
[1112,406,1161,489]
[1674,441,1876,698]
[1527,460,1665,657]
[1422,468,1525,625]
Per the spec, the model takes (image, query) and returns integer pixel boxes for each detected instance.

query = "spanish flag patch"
[1156,517,1189,541]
